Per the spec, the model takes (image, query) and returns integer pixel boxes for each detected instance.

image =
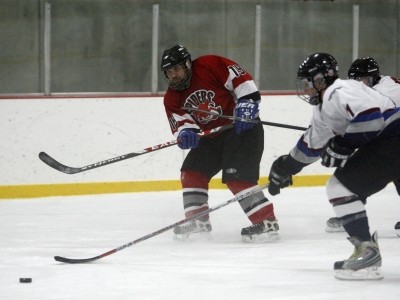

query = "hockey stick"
[181,107,308,131]
[39,124,233,174]
[54,184,268,264]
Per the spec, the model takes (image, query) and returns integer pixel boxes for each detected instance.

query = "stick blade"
[54,255,98,264]
[39,152,79,174]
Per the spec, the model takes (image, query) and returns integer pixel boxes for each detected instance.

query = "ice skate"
[173,219,212,241]
[334,231,383,280]
[241,218,280,243]
[395,221,400,238]
[325,217,345,233]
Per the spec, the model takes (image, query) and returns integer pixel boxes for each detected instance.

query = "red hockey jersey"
[163,55,259,137]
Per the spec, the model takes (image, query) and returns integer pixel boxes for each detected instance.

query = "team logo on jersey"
[192,101,222,124]
[183,90,222,124]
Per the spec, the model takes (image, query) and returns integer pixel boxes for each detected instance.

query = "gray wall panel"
[0,0,398,93]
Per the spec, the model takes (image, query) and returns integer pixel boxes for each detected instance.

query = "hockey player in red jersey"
[267,53,400,280]
[161,44,279,243]
[325,57,400,236]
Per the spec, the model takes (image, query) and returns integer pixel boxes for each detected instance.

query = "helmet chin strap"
[312,76,327,104]
[315,86,327,104]
[317,92,323,104]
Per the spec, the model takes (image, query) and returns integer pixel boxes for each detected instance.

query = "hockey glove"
[268,155,293,196]
[234,99,259,134]
[321,136,354,168]
[177,129,199,150]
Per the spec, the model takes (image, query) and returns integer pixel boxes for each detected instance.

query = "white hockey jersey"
[373,75,400,106]
[290,78,400,165]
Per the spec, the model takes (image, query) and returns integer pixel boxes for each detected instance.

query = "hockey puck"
[19,278,32,283]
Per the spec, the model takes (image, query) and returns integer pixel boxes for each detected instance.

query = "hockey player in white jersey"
[267,53,400,280]
[325,57,400,237]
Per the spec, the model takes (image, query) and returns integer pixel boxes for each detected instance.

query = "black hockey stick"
[39,124,233,174]
[54,184,268,264]
[181,107,308,131]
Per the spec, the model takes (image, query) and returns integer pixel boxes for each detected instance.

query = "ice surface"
[1,186,399,300]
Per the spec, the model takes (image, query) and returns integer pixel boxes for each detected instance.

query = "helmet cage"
[160,45,192,91]
[349,76,376,88]
[296,53,339,105]
[163,60,192,91]
[297,73,326,105]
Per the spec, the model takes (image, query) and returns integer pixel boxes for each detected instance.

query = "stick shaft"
[54,184,268,264]
[182,107,308,131]
[40,124,233,174]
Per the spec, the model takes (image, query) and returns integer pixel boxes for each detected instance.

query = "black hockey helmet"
[297,53,339,105]
[348,57,380,87]
[160,45,192,91]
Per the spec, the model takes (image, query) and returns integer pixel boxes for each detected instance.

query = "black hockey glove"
[321,136,354,168]
[268,155,293,196]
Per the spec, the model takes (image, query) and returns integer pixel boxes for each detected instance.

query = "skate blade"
[325,226,346,233]
[241,231,281,243]
[335,266,384,281]
[173,231,212,242]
